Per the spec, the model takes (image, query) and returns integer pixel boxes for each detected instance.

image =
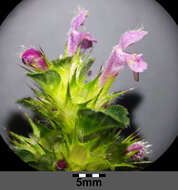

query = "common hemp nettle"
[10,9,151,171]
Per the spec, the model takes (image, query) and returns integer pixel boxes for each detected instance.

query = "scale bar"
[72,173,106,178]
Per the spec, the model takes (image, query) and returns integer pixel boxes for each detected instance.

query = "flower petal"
[71,10,88,30]
[99,46,127,87]
[67,31,97,56]
[119,29,148,50]
[127,54,148,72]
[67,30,81,56]
[67,9,97,56]
[80,33,98,49]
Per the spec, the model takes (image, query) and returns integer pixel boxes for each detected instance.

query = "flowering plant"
[10,9,151,171]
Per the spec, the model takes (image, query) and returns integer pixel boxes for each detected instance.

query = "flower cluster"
[12,9,151,171]
[22,9,148,85]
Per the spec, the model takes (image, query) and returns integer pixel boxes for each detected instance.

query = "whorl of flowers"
[11,9,151,171]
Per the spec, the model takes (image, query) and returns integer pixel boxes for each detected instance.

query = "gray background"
[1,172,178,190]
[0,0,177,162]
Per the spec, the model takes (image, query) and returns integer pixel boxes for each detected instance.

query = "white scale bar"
[92,174,99,178]
[78,173,100,178]
[79,174,86,178]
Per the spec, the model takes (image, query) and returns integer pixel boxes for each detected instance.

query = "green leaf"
[14,149,36,163]
[27,70,61,93]
[52,57,72,69]
[38,125,62,150]
[85,159,111,171]
[114,162,135,168]
[97,88,134,107]
[83,73,101,101]
[77,109,125,136]
[17,97,35,109]
[106,143,128,164]
[102,105,130,127]
[30,153,56,171]
[25,113,40,138]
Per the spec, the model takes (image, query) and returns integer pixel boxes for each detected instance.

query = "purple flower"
[99,29,148,87]
[71,9,88,30]
[22,48,48,71]
[67,10,97,56]
[56,159,67,171]
[125,141,151,161]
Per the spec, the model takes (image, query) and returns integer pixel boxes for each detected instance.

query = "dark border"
[0,0,177,171]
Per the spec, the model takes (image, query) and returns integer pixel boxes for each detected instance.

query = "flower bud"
[125,141,151,161]
[56,159,67,171]
[22,48,48,71]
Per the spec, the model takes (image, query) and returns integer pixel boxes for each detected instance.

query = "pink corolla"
[22,48,48,71]
[125,141,151,161]
[67,9,97,56]
[99,29,148,87]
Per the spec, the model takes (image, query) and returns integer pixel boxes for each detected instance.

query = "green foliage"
[11,49,148,171]
[102,105,130,127]
[77,109,127,136]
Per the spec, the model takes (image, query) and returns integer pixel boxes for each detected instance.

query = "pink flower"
[67,10,97,56]
[99,29,148,87]
[125,141,151,161]
[22,48,48,71]
[71,9,88,30]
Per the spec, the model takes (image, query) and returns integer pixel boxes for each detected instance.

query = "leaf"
[52,57,72,69]
[31,153,56,171]
[97,88,134,107]
[17,97,35,108]
[85,159,111,171]
[27,70,61,93]
[77,109,126,136]
[25,113,40,138]
[14,149,36,163]
[102,105,130,127]
[10,132,39,155]
[83,73,101,101]
[114,162,135,168]
[106,143,128,164]
[38,125,62,149]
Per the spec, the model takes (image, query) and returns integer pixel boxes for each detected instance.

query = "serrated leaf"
[77,109,126,136]
[102,105,129,127]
